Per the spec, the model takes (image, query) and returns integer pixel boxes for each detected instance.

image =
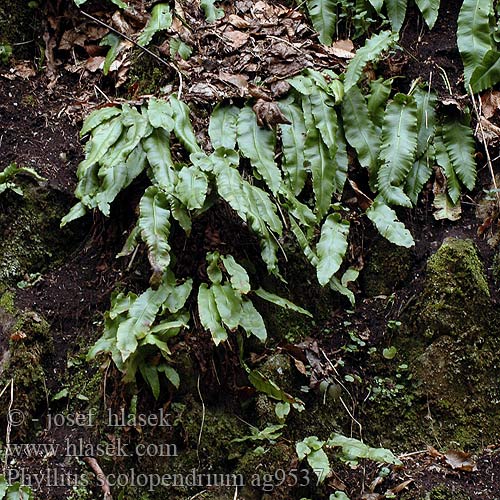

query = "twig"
[83,457,112,499]
[469,84,500,210]
[79,10,184,99]
[3,380,14,474]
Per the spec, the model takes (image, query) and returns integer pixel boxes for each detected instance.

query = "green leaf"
[329,275,355,306]
[116,285,170,361]
[175,166,209,210]
[435,131,461,203]
[137,3,173,47]
[344,31,398,93]
[414,86,437,158]
[163,278,193,313]
[457,0,494,85]
[306,0,337,46]
[168,195,192,234]
[237,106,282,194]
[383,346,397,359]
[248,370,295,402]
[239,299,267,341]
[310,87,338,153]
[405,154,433,205]
[80,107,121,137]
[6,482,34,500]
[100,33,121,75]
[169,94,202,154]
[221,254,251,294]
[61,202,87,227]
[198,283,227,345]
[143,128,177,189]
[275,401,290,420]
[147,97,174,131]
[316,214,350,286]
[470,49,500,92]
[307,448,331,483]
[139,187,171,273]
[384,0,408,32]
[140,364,161,399]
[278,100,308,195]
[200,0,225,22]
[377,93,418,207]
[209,103,239,150]
[327,433,402,465]
[442,116,477,191]
[158,364,180,389]
[254,288,312,317]
[367,78,392,129]
[302,97,336,219]
[170,38,192,60]
[366,198,414,248]
[415,0,440,29]
[110,0,128,8]
[212,283,242,330]
[342,85,380,174]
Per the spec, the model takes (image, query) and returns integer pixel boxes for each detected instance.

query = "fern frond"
[377,94,418,207]
[470,49,500,93]
[415,0,440,29]
[306,0,337,46]
[209,103,239,150]
[384,0,408,32]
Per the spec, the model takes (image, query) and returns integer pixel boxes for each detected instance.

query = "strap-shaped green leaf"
[344,31,398,92]
[442,116,477,191]
[137,3,173,47]
[457,0,494,85]
[367,78,392,129]
[306,0,337,46]
[279,100,307,196]
[405,153,434,205]
[143,128,177,189]
[81,107,121,137]
[470,50,500,93]
[239,299,267,341]
[237,106,282,194]
[221,254,251,294]
[310,87,338,153]
[209,103,239,150]
[147,97,175,131]
[316,214,350,286]
[175,166,208,210]
[377,93,418,207]
[169,95,202,154]
[168,195,192,234]
[116,285,170,361]
[198,283,227,345]
[366,198,414,247]
[415,0,440,29]
[254,288,312,317]
[212,283,242,330]
[435,131,461,204]
[139,187,171,273]
[384,0,408,32]
[243,183,282,235]
[342,85,380,174]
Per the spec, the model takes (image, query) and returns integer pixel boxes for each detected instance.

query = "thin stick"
[469,85,500,210]
[196,375,206,467]
[79,10,184,99]
[3,379,14,474]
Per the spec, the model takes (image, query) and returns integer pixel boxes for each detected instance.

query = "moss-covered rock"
[0,184,86,290]
[364,238,500,450]
[360,238,413,297]
[0,292,52,437]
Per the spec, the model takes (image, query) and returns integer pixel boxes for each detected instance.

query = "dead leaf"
[390,479,414,494]
[227,14,251,29]
[10,331,27,341]
[293,358,307,375]
[223,30,250,49]
[481,90,500,119]
[427,445,442,458]
[444,450,477,471]
[253,99,290,128]
[85,57,105,73]
[11,62,36,80]
[219,71,249,96]
[327,39,355,59]
[476,117,500,145]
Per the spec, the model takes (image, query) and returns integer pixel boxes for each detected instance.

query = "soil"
[1,1,500,500]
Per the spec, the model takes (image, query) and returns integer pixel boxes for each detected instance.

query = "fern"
[470,49,500,93]
[415,0,440,29]
[306,0,338,46]
[457,0,494,86]
[377,93,418,207]
[344,31,399,92]
[384,0,408,32]
[137,3,173,47]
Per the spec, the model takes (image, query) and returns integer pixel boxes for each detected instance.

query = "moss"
[362,238,500,451]
[127,53,169,96]
[401,483,471,500]
[360,238,413,297]
[0,0,40,60]
[0,184,86,289]
[0,292,52,438]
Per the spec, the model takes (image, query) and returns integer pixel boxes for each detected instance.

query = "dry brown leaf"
[219,71,249,96]
[328,39,355,59]
[293,358,307,375]
[481,90,500,119]
[11,62,36,80]
[253,99,290,128]
[427,445,442,458]
[223,30,250,49]
[476,116,500,145]
[85,56,105,73]
[444,450,477,472]
[227,14,251,29]
[390,479,414,494]
[10,331,27,341]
